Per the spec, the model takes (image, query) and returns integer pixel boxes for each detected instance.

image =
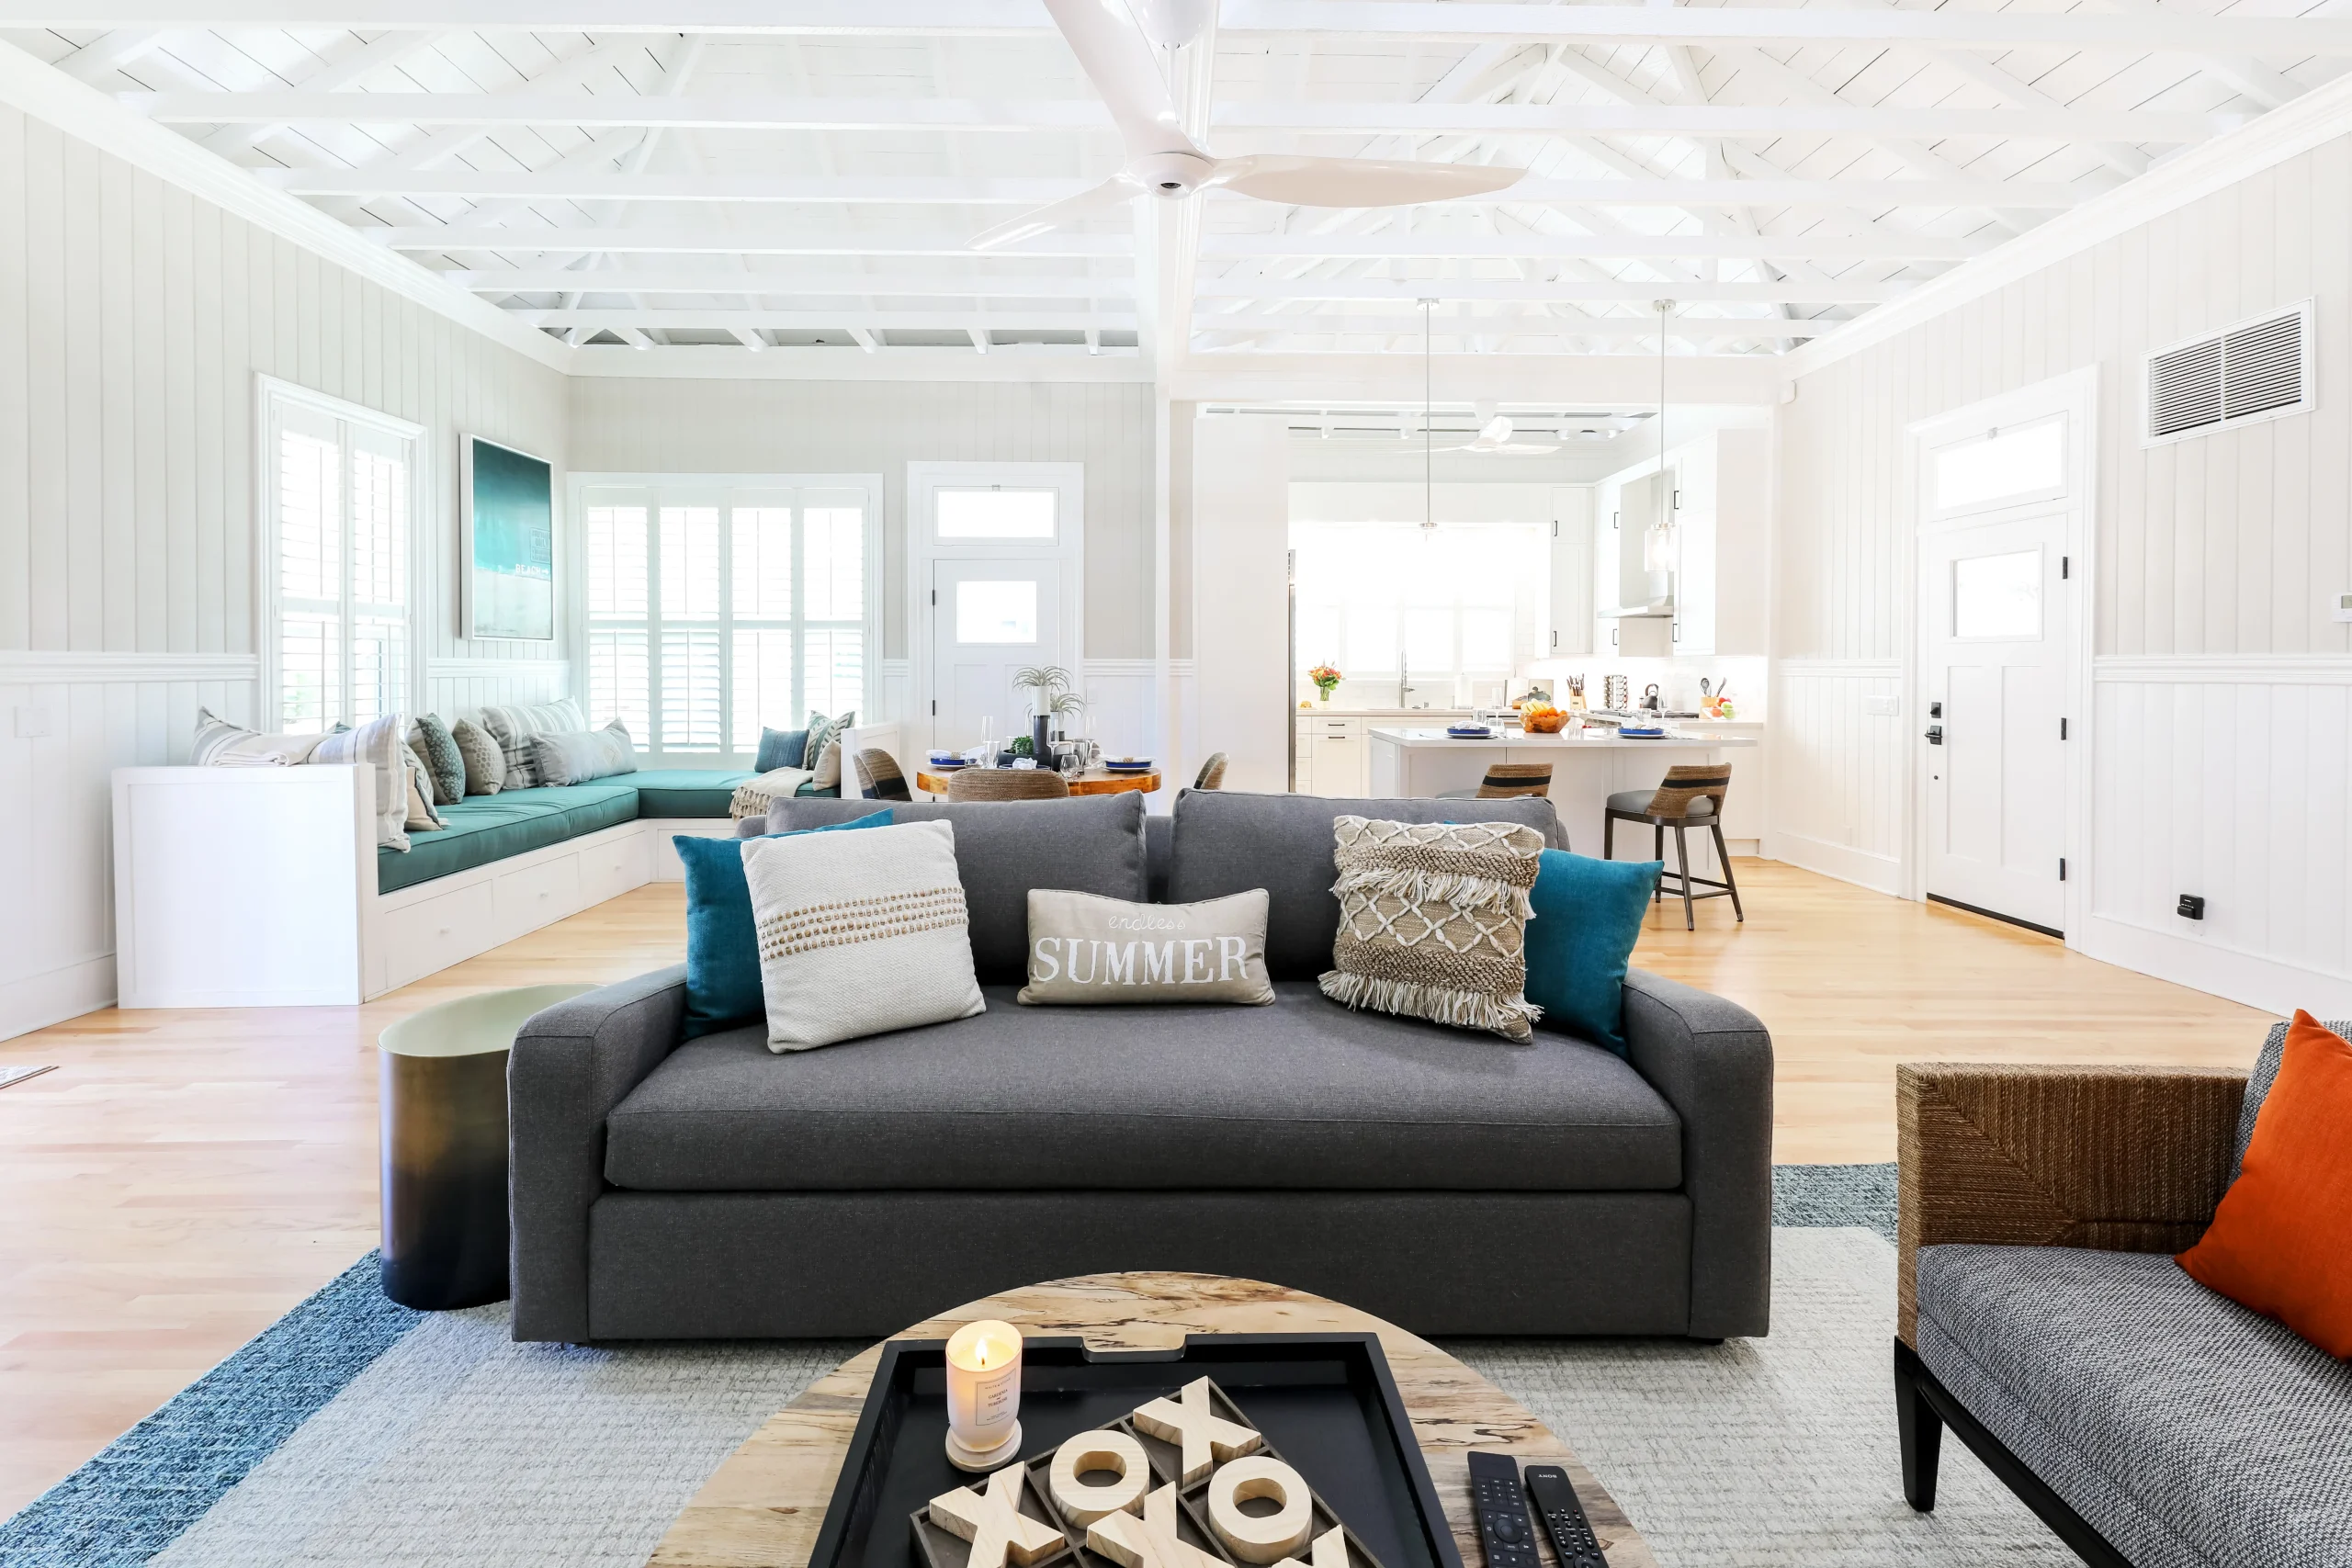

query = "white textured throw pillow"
[308,713,413,851]
[741,819,985,1051]
[479,696,586,790]
[189,706,321,767]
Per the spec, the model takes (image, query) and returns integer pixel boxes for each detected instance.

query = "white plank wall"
[569,378,1157,660]
[0,108,568,1040]
[1764,660,1905,894]
[1774,130,2352,1009]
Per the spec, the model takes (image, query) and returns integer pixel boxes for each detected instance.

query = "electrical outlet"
[2177,894,2206,921]
[1861,695,1898,717]
[13,705,52,739]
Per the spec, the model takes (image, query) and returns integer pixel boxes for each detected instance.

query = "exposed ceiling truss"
[6,0,2342,364]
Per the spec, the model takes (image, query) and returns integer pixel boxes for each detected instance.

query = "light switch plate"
[1862,695,1899,717]
[2333,591,2352,623]
[13,705,52,739]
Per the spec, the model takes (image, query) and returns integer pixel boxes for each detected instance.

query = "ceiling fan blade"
[1131,0,1213,47]
[1041,0,1198,160]
[968,175,1143,251]
[1211,154,1524,208]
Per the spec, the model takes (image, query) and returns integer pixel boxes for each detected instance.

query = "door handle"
[1925,726,1943,745]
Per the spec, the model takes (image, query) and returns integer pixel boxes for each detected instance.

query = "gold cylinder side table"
[377,983,594,1310]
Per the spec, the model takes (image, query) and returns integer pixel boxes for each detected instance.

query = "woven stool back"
[1476,762,1555,799]
[856,748,913,802]
[1193,751,1229,790]
[1646,762,1732,818]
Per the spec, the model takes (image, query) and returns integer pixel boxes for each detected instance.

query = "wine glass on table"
[974,716,995,768]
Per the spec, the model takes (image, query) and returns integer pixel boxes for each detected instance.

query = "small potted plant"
[1307,664,1342,705]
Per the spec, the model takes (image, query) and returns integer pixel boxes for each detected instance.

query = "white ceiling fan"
[970,0,1525,251]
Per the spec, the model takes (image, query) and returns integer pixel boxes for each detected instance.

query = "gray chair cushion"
[1166,790,1566,980]
[2231,1017,2351,1181]
[1605,789,1715,818]
[605,981,1680,1193]
[1917,1244,2352,1568]
[755,793,1148,984]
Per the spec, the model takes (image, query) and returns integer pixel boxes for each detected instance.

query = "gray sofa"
[509,789,1774,1343]
[1894,1029,2352,1568]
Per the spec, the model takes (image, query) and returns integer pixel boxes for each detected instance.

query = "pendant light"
[1643,299,1679,577]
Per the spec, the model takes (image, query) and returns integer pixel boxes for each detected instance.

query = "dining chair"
[1602,762,1743,930]
[1193,752,1228,790]
[1437,762,1555,800]
[855,748,914,802]
[946,767,1070,802]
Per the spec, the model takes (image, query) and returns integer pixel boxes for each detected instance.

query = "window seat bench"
[112,727,895,1010]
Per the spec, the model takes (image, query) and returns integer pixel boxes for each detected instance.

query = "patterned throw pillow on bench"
[529,720,639,787]
[478,696,587,791]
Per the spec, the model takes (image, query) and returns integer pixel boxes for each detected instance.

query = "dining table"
[914,764,1162,797]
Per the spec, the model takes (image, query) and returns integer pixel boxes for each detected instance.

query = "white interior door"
[931,558,1067,751]
[1924,513,2069,932]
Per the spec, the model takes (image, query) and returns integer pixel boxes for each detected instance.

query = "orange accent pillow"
[2177,1010,2352,1358]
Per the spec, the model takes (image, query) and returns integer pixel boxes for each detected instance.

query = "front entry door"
[1923,513,2069,932]
[930,557,1068,751]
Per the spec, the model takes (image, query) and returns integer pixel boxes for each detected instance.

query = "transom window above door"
[935,488,1057,541]
[576,478,881,761]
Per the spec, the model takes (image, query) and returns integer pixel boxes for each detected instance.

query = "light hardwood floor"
[0,860,2272,1517]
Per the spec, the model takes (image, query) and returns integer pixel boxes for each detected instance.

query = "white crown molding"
[0,39,571,375]
[0,649,261,682]
[2094,653,2352,685]
[566,347,1155,382]
[427,658,573,682]
[1782,73,2352,381]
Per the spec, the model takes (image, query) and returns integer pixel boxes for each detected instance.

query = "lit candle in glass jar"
[944,1319,1024,1471]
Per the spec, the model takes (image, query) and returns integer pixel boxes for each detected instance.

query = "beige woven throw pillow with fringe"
[1318,815,1545,1043]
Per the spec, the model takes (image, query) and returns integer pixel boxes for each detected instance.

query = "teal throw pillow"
[1523,849,1660,1055]
[755,727,808,773]
[676,811,891,1038]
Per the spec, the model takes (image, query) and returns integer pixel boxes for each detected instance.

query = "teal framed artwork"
[461,434,556,641]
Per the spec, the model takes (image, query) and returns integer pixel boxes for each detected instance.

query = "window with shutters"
[262,381,422,735]
[578,479,878,760]
[2143,300,2314,446]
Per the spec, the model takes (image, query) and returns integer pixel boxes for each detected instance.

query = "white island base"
[1368,727,1760,877]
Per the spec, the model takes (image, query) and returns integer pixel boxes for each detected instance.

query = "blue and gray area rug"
[6,1164,2064,1568]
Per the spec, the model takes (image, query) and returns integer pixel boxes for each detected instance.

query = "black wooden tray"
[807,1335,1462,1568]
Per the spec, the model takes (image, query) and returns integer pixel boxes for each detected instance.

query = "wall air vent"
[2142,299,2313,446]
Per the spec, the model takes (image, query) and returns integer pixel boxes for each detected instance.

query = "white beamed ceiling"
[6,0,2342,365]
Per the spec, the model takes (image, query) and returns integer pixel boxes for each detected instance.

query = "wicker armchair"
[946,767,1070,802]
[1893,1059,2274,1566]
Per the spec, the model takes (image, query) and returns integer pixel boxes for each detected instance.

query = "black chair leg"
[1894,1341,1944,1512]
[1712,820,1744,920]
[1653,824,1664,899]
[1603,812,1614,862]
[1673,824,1695,930]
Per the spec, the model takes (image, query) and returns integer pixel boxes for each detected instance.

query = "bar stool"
[855,748,914,802]
[1437,762,1555,800]
[1603,763,1744,931]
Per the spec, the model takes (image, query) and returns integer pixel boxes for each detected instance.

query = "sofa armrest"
[1622,968,1773,1338]
[509,965,689,1342]
[1894,1062,2247,1346]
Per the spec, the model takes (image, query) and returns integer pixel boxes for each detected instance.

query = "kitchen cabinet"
[1295,714,1368,796]
[1672,441,1716,657]
[1547,486,1595,658]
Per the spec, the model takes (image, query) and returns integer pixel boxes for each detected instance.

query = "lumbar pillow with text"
[478,696,587,790]
[741,818,985,1051]
[189,706,322,767]
[1019,888,1275,1006]
[674,811,891,1039]
[1318,815,1544,1043]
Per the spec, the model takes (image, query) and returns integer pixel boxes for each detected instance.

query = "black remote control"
[1525,1464,1607,1568]
[1467,1452,1539,1568]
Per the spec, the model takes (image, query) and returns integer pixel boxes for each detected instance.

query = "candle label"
[971,1367,1018,1432]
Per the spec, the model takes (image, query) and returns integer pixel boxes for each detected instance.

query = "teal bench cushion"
[377,783,641,895]
[628,770,759,818]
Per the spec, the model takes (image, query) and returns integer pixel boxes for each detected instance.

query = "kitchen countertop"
[1371,727,1758,749]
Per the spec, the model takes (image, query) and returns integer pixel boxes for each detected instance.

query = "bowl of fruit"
[1521,704,1567,734]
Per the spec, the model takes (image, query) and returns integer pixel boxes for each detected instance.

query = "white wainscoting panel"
[2082,657,2352,1014]
[1765,660,1906,894]
[427,658,573,718]
[1079,659,1194,810]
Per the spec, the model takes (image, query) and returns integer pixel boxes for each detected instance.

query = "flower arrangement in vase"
[1307,664,1342,705]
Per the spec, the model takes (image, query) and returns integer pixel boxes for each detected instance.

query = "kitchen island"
[1369,724,1761,873]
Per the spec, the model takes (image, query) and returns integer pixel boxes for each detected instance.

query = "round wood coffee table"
[915,767,1162,797]
[646,1272,1653,1568]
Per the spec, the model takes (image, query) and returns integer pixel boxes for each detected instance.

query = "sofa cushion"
[1916,1244,2352,1568]
[604,980,1681,1193]
[754,794,1148,983]
[629,769,760,818]
[375,783,640,894]
[1166,791,1566,981]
